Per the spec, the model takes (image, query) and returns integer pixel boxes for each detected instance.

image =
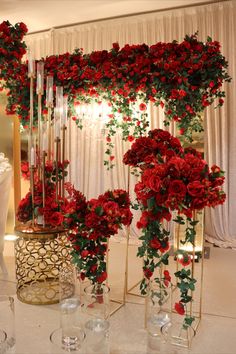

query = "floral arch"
[0,20,231,333]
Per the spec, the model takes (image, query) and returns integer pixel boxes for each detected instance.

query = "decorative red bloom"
[163,270,171,287]
[81,250,89,258]
[143,268,153,279]
[169,180,187,197]
[49,211,64,226]
[96,271,107,283]
[149,238,161,250]
[187,181,205,197]
[139,103,147,111]
[177,254,192,267]
[175,302,185,315]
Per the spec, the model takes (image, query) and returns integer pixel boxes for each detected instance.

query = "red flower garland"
[0,23,231,167]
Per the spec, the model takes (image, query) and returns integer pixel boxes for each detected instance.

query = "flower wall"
[0,21,230,331]
[0,22,231,165]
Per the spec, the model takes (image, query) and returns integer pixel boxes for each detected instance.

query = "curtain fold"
[25,1,236,247]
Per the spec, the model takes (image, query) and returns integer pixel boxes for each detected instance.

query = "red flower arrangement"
[0,21,27,80]
[17,160,69,225]
[123,129,226,329]
[0,23,231,167]
[63,185,132,284]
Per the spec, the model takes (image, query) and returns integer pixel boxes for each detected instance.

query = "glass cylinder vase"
[146,281,172,352]
[83,283,110,354]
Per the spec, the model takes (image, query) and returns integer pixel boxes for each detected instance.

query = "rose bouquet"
[123,129,225,328]
[63,185,132,284]
[17,160,69,226]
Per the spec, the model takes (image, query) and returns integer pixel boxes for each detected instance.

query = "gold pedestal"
[14,223,71,305]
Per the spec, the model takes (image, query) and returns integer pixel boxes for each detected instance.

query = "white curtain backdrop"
[25,0,236,247]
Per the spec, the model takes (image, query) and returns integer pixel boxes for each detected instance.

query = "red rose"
[139,103,147,111]
[160,241,170,253]
[148,175,161,192]
[90,265,97,273]
[219,98,224,105]
[169,180,186,197]
[149,238,161,250]
[137,211,151,229]
[177,254,192,267]
[211,165,221,174]
[49,211,64,226]
[164,270,171,281]
[187,181,205,197]
[191,198,206,210]
[143,268,153,279]
[164,270,171,287]
[175,302,185,315]
[128,135,134,142]
[81,250,89,258]
[96,271,107,283]
[112,42,120,51]
[19,22,28,34]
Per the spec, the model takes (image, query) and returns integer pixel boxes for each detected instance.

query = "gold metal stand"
[55,137,61,202]
[106,238,126,316]
[14,223,70,305]
[61,125,67,199]
[171,210,204,348]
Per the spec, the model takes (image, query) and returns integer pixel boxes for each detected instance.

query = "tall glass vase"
[50,264,85,353]
[146,281,172,352]
[83,283,110,354]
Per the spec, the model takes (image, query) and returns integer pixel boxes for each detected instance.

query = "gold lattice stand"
[14,223,71,305]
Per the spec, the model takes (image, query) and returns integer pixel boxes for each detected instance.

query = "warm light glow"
[177,253,199,260]
[4,234,18,241]
[179,244,202,253]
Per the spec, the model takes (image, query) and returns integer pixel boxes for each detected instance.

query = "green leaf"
[147,196,156,210]
[161,253,169,265]
[189,282,195,291]
[184,316,195,327]
[173,216,185,225]
[95,206,103,216]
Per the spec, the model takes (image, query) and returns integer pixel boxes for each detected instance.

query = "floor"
[1,238,236,354]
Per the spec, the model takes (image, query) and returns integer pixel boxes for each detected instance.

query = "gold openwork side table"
[14,223,70,305]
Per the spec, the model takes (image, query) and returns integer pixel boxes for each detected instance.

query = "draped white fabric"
[0,158,12,273]
[25,1,236,246]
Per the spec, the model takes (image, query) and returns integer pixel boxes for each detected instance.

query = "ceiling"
[0,0,216,33]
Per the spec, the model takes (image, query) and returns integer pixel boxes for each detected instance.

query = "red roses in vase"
[63,185,132,284]
[123,128,225,328]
